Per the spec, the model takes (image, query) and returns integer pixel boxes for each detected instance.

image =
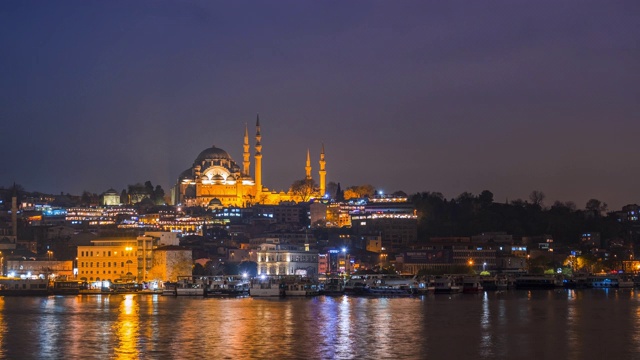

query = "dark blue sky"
[1,1,638,209]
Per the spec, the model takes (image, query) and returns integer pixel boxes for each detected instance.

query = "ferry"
[206,276,250,297]
[588,274,634,288]
[320,277,345,296]
[0,278,50,296]
[284,282,320,296]
[415,278,436,294]
[249,276,284,297]
[515,275,563,289]
[51,280,81,295]
[361,284,413,296]
[163,276,206,296]
[463,277,484,294]
[433,276,463,294]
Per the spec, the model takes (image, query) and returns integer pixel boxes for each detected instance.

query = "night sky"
[1,1,638,209]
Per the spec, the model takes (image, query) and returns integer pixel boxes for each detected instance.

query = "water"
[0,289,639,359]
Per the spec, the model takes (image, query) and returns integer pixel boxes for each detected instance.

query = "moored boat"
[433,276,462,294]
[515,275,562,289]
[250,276,284,297]
[284,282,320,296]
[463,277,484,293]
[51,280,81,295]
[206,276,250,297]
[0,278,50,296]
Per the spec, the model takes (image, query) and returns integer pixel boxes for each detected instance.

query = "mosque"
[171,116,326,208]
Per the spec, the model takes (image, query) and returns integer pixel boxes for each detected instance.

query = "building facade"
[256,243,319,277]
[77,239,138,282]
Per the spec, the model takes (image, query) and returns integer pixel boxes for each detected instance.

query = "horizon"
[1,1,638,210]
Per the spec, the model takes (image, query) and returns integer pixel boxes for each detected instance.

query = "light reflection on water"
[1,290,640,359]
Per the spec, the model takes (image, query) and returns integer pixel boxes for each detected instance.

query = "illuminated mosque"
[171,116,326,208]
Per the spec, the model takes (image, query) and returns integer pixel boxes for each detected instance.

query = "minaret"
[254,114,263,196]
[243,123,250,175]
[319,144,326,196]
[305,149,312,180]
[11,190,17,243]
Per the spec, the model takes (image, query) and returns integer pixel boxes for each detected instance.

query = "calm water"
[0,289,639,359]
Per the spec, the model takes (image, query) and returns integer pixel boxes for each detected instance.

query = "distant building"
[172,119,327,207]
[102,189,120,206]
[350,195,417,251]
[581,232,602,248]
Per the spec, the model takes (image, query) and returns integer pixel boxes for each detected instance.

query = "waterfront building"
[77,231,179,282]
[171,117,327,207]
[77,239,139,282]
[256,242,319,277]
[148,246,192,282]
[5,260,74,278]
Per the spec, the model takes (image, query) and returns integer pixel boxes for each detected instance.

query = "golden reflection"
[114,294,139,360]
[634,305,640,354]
[0,297,5,358]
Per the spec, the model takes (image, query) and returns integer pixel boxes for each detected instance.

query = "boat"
[618,274,635,288]
[284,282,320,296]
[563,274,589,289]
[361,284,413,296]
[206,276,250,297]
[588,274,634,288]
[433,276,462,294]
[496,276,510,290]
[515,275,563,289]
[0,278,50,296]
[249,276,284,297]
[463,277,484,293]
[320,277,345,296]
[163,276,206,296]
[51,280,81,295]
[415,278,435,294]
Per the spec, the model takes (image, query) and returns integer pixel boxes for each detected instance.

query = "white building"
[256,243,318,277]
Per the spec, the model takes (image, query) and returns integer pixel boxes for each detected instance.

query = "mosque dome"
[209,198,222,205]
[179,169,192,181]
[195,146,231,163]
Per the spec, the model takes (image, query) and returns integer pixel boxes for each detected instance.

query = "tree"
[290,178,317,202]
[586,199,608,216]
[120,189,128,204]
[478,190,494,207]
[153,185,165,205]
[81,191,92,206]
[529,190,546,207]
[335,182,344,202]
[326,182,339,200]
[144,181,154,196]
[344,184,375,199]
